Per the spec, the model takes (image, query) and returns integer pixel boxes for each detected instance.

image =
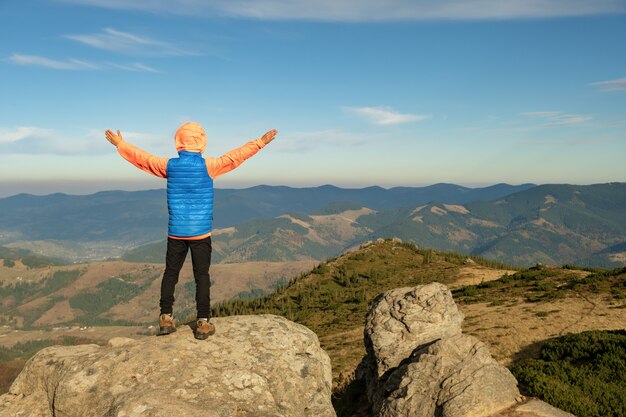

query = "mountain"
[0,245,62,268]
[2,239,623,416]
[0,257,316,330]
[0,183,534,261]
[0,190,168,246]
[575,241,626,268]
[358,182,626,266]
[123,206,374,263]
[124,183,626,267]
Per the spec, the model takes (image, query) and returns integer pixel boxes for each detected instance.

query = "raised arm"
[206,129,277,179]
[105,129,168,178]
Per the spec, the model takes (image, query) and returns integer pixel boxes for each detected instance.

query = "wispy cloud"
[8,53,160,73]
[0,126,96,155]
[522,111,592,127]
[0,127,56,143]
[56,0,626,20]
[346,106,430,125]
[270,129,372,153]
[590,76,626,92]
[0,126,165,155]
[65,28,198,56]
[519,134,622,147]
[107,62,162,73]
[9,54,100,70]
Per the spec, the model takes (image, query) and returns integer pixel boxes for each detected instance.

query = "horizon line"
[5,181,626,199]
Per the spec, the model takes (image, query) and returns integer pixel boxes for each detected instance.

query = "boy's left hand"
[105,129,123,147]
[261,129,278,145]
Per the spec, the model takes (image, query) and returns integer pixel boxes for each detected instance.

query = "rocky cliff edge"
[0,314,335,417]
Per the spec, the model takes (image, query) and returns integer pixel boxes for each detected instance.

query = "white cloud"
[107,62,162,73]
[0,126,167,156]
[9,54,100,70]
[8,53,160,73]
[65,27,198,56]
[590,76,626,92]
[0,127,55,143]
[55,0,626,20]
[0,126,96,154]
[522,111,592,127]
[346,106,430,125]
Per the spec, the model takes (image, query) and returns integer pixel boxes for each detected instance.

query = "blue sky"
[1,0,625,197]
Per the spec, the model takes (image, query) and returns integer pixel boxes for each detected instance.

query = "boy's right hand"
[261,129,278,145]
[105,129,123,147]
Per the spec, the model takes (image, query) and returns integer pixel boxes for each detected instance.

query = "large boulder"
[361,283,464,387]
[0,314,335,417]
[377,334,520,417]
[360,282,522,417]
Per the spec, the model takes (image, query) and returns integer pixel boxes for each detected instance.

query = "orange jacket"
[117,137,266,180]
[116,124,267,239]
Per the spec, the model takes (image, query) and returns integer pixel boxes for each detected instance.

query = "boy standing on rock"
[105,123,277,340]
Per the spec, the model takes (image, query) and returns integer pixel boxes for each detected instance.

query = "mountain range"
[1,182,625,267]
[127,183,626,267]
[0,183,534,261]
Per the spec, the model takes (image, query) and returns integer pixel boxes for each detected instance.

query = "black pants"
[159,236,212,319]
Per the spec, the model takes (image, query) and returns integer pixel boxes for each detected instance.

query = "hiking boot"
[157,314,176,336]
[194,319,215,340]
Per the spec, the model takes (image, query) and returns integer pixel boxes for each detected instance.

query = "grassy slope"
[0,259,318,330]
[207,239,624,416]
[2,239,624,415]
[209,239,515,381]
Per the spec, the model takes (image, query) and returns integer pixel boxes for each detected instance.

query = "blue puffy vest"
[166,151,214,237]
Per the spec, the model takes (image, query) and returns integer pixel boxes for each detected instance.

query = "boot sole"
[194,332,211,340]
[157,326,176,336]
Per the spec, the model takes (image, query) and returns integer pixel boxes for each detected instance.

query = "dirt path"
[450,266,517,288]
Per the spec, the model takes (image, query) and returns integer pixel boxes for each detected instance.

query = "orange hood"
[175,122,206,153]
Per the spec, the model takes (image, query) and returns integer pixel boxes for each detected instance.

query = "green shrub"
[312,263,330,275]
[453,286,479,297]
[511,330,626,417]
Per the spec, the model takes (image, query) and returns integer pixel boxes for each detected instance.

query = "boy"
[105,122,277,340]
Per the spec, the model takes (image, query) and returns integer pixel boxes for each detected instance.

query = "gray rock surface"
[0,314,335,417]
[377,334,520,417]
[360,282,522,417]
[364,283,464,379]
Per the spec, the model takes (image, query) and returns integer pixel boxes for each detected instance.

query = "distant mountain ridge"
[0,183,534,259]
[4,182,625,267]
[359,182,626,266]
[124,183,626,267]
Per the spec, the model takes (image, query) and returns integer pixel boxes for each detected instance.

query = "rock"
[107,337,136,347]
[360,282,521,417]
[377,334,520,417]
[514,399,576,417]
[364,283,464,380]
[463,257,476,265]
[0,314,335,417]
